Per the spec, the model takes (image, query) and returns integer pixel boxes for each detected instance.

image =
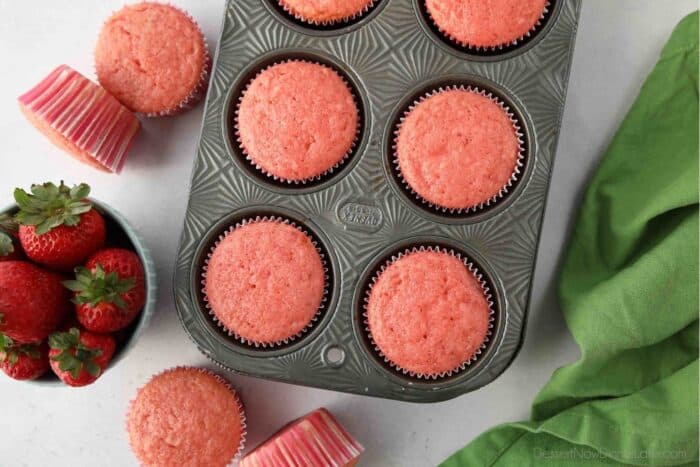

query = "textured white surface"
[0,1,695,465]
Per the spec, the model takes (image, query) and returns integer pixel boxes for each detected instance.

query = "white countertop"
[1,1,696,465]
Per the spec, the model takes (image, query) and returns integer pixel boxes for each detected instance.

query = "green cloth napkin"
[443,12,699,467]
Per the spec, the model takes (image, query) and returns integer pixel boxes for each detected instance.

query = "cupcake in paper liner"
[127,366,247,466]
[278,0,377,26]
[18,65,140,174]
[393,85,525,214]
[202,216,329,348]
[235,60,360,184]
[95,2,211,117]
[425,0,551,51]
[363,246,495,379]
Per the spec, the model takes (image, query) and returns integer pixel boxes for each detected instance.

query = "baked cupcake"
[236,61,359,183]
[18,65,140,174]
[127,367,246,466]
[240,408,364,467]
[279,0,375,25]
[394,87,523,213]
[365,247,492,378]
[95,2,210,116]
[203,218,327,347]
[425,0,549,50]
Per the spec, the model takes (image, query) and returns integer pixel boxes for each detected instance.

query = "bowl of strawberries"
[0,181,156,387]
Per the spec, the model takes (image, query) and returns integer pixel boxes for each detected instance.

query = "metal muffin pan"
[174,0,581,402]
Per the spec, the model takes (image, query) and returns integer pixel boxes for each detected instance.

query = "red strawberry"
[48,327,115,387]
[0,334,50,380]
[14,181,106,271]
[65,248,146,333]
[0,261,71,343]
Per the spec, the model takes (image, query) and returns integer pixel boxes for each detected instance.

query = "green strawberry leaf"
[63,265,135,310]
[13,181,92,236]
[49,328,102,379]
[0,232,13,256]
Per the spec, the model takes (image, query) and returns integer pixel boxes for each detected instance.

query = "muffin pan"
[174,0,581,402]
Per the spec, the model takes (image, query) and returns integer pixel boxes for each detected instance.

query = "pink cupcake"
[278,0,376,25]
[394,86,524,213]
[127,367,246,466]
[95,2,211,116]
[364,246,494,379]
[18,65,140,174]
[425,0,550,50]
[240,408,364,467]
[203,217,328,347]
[235,60,359,184]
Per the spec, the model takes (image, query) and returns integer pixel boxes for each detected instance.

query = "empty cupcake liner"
[362,245,496,380]
[392,84,526,215]
[277,0,377,26]
[233,59,361,185]
[126,366,247,466]
[424,0,552,52]
[201,215,330,348]
[97,3,212,118]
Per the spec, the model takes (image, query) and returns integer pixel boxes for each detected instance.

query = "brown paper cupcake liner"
[425,0,552,52]
[277,0,377,26]
[392,84,526,215]
[97,3,212,118]
[126,366,247,466]
[362,245,496,380]
[201,216,330,348]
[234,59,361,185]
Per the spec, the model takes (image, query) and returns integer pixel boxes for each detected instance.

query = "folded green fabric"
[442,12,699,467]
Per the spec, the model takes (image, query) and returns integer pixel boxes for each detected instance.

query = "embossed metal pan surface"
[174,0,582,402]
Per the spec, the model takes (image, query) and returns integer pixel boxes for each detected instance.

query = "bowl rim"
[1,198,157,387]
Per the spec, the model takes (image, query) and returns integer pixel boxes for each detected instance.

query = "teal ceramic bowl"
[1,199,157,386]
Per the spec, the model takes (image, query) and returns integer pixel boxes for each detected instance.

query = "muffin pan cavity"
[415,0,560,60]
[384,75,531,222]
[223,50,369,193]
[263,0,388,36]
[175,0,581,402]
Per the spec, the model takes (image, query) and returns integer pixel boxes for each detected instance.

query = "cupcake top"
[425,0,548,48]
[279,0,375,24]
[204,220,326,345]
[395,88,521,211]
[236,61,358,182]
[127,367,245,466]
[95,2,209,115]
[366,250,491,376]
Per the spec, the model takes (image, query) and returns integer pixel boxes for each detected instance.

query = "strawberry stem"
[63,265,135,310]
[13,181,92,235]
[48,328,102,378]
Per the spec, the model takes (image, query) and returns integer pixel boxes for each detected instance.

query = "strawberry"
[14,181,106,271]
[0,214,22,262]
[0,334,49,380]
[0,261,71,343]
[48,327,115,387]
[65,248,146,333]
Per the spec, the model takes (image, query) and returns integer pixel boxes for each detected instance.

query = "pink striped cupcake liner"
[18,65,140,174]
[240,408,363,467]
